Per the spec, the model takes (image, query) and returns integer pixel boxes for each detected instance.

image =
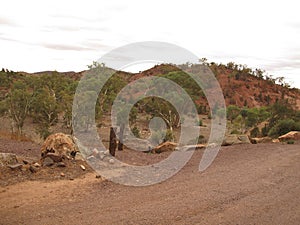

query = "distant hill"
[17,63,300,110]
[1,62,300,141]
[116,63,300,110]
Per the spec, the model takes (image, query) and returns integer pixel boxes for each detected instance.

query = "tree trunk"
[109,127,117,156]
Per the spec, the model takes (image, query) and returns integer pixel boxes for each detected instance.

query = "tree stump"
[109,127,117,156]
[118,123,125,151]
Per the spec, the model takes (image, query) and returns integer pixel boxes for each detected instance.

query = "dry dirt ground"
[0,138,300,225]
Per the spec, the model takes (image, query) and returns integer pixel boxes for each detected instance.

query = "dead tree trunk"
[118,123,124,151]
[109,127,117,156]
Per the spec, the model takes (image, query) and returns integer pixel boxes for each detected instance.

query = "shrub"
[230,129,240,134]
[268,119,300,137]
[151,129,174,144]
[250,127,260,138]
[261,125,269,137]
[187,135,206,145]
[198,120,203,126]
[152,130,164,145]
[197,135,206,144]
[36,126,52,140]
[132,126,140,138]
[163,129,174,142]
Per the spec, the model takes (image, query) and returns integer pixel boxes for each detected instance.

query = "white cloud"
[0,0,299,87]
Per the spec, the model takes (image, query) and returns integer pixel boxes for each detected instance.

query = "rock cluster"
[222,134,251,146]
[0,152,42,172]
[86,148,115,164]
[40,133,78,167]
[40,133,78,159]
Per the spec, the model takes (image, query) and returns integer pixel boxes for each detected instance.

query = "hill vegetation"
[0,60,299,141]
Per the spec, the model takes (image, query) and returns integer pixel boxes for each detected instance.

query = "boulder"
[43,157,54,167]
[222,135,251,146]
[278,131,300,141]
[152,142,178,153]
[0,153,18,166]
[41,133,78,159]
[44,153,63,163]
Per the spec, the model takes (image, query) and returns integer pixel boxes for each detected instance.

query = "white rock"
[75,152,84,161]
[8,163,23,170]
[33,162,41,167]
[80,165,86,171]
[92,148,99,156]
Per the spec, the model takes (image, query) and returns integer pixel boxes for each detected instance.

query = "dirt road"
[1,143,300,224]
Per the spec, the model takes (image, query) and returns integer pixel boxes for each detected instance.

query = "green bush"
[187,135,206,145]
[152,130,165,145]
[163,129,174,142]
[268,119,300,137]
[132,126,140,138]
[261,125,269,137]
[198,120,203,126]
[36,126,52,140]
[197,135,206,144]
[250,127,260,138]
[230,129,240,134]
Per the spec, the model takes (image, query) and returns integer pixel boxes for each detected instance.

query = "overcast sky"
[1,0,300,87]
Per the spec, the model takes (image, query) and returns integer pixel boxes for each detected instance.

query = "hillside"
[129,63,300,109]
[9,63,300,110]
[1,62,300,141]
